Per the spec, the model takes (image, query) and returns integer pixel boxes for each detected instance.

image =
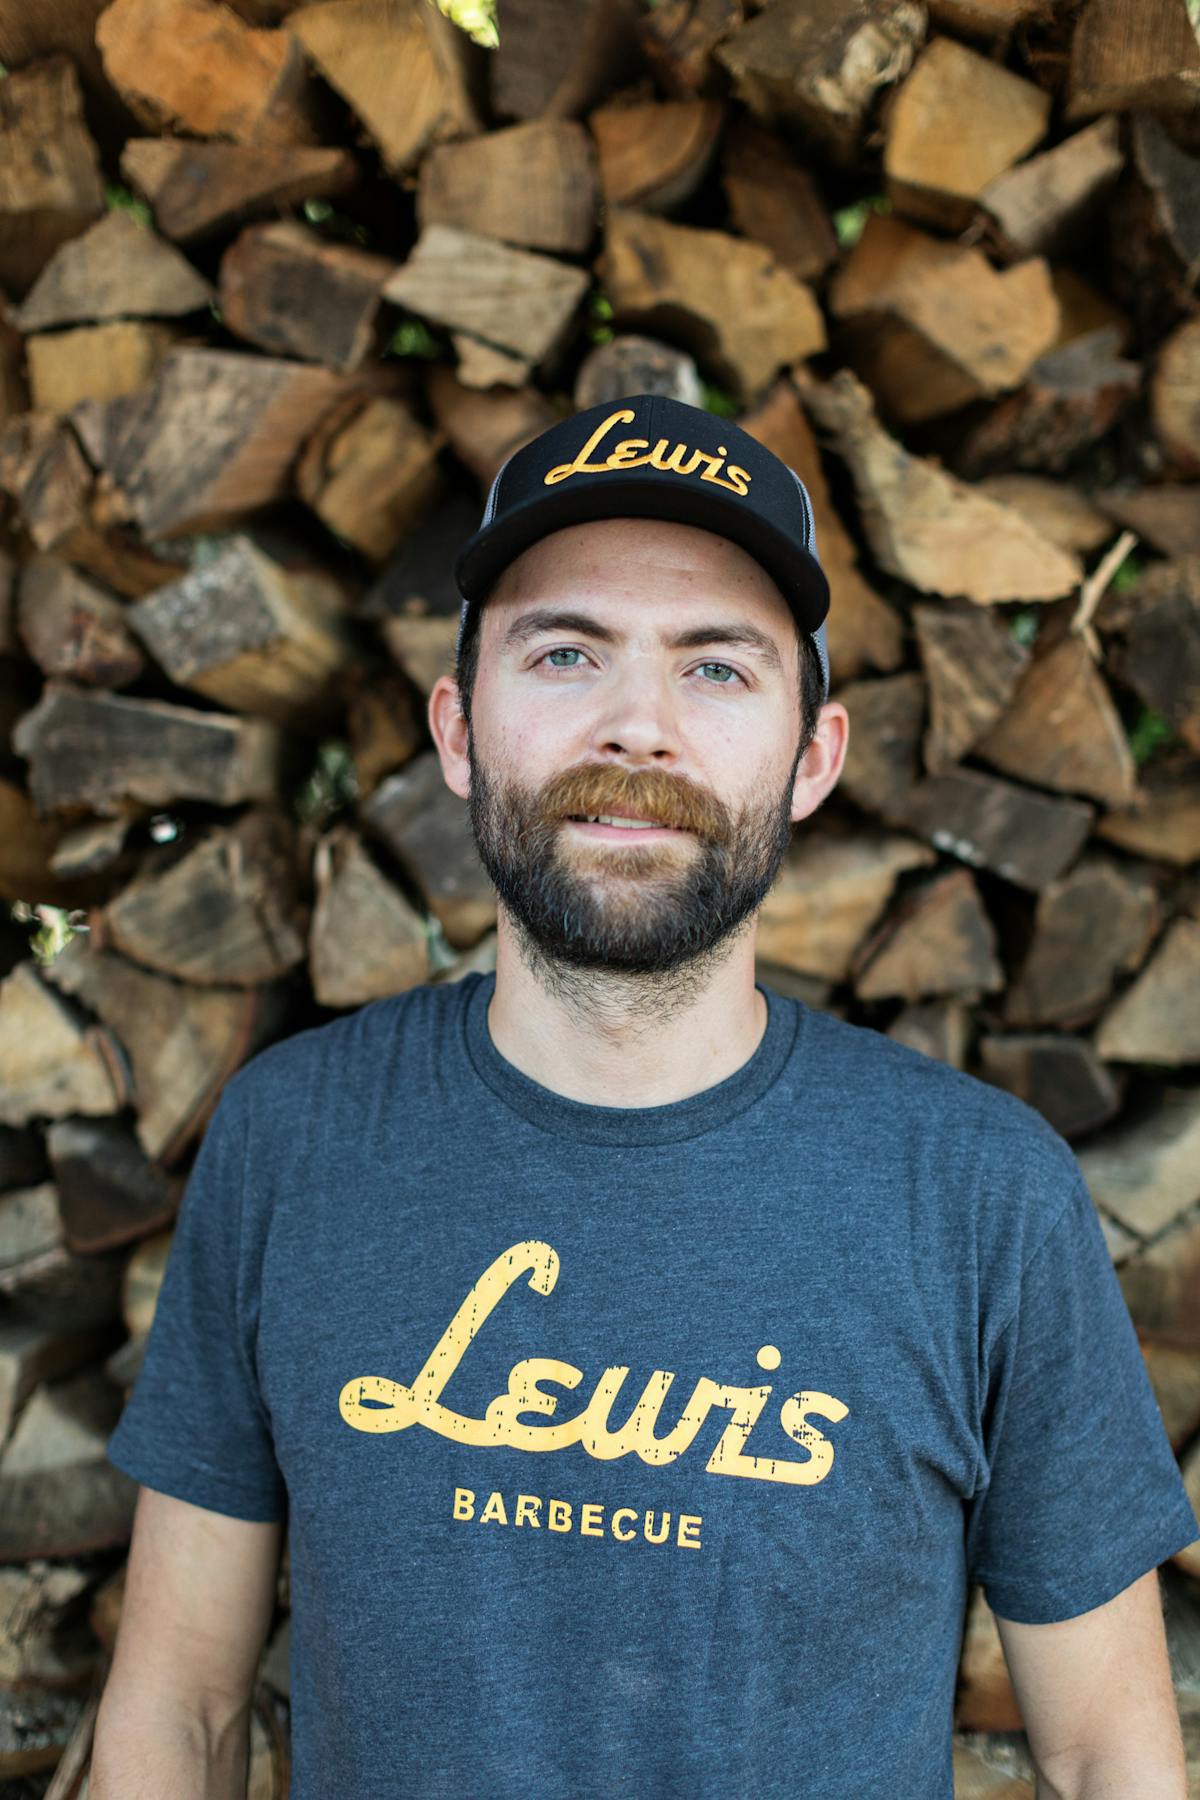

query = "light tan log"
[16,559,147,689]
[1153,316,1200,475]
[589,99,722,215]
[12,683,288,815]
[0,57,105,296]
[912,601,1029,773]
[979,117,1123,258]
[795,369,1082,601]
[600,206,825,406]
[26,321,179,415]
[309,826,430,1008]
[1095,917,1200,1065]
[714,0,926,166]
[96,0,320,146]
[884,35,1049,229]
[972,632,1138,807]
[16,210,213,332]
[120,138,358,244]
[0,963,125,1128]
[855,867,1003,1002]
[296,395,446,564]
[973,476,1112,556]
[290,0,480,175]
[1078,1087,1200,1240]
[1095,759,1200,866]
[219,221,397,370]
[741,377,902,683]
[419,119,599,252]
[358,750,497,949]
[1005,853,1160,1030]
[755,818,934,979]
[1098,486,1200,560]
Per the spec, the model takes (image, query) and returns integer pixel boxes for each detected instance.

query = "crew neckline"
[461,969,800,1146]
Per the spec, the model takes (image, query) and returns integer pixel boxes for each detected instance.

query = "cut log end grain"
[420,119,599,253]
[1152,316,1200,475]
[0,57,106,297]
[1068,0,1200,119]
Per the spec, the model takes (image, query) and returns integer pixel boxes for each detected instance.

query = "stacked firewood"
[0,0,1198,1790]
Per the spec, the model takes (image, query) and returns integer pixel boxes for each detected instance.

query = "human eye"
[535,646,590,671]
[694,660,745,686]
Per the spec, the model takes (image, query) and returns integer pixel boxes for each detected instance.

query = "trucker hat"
[452,392,832,701]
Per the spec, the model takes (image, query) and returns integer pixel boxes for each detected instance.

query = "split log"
[96,0,320,147]
[796,369,1082,602]
[979,116,1123,259]
[16,559,147,689]
[599,207,826,405]
[383,225,592,383]
[634,0,743,100]
[972,476,1112,557]
[0,58,105,297]
[1005,852,1160,1030]
[26,321,179,415]
[575,334,706,410]
[295,395,446,564]
[290,0,480,176]
[971,631,1138,807]
[834,672,925,821]
[883,35,1049,230]
[345,667,424,794]
[0,415,93,555]
[886,998,970,1069]
[1107,555,1200,755]
[358,750,497,948]
[120,138,358,244]
[47,1117,179,1255]
[309,825,430,1008]
[589,99,721,217]
[754,817,935,980]
[829,214,1059,423]
[219,221,397,370]
[1095,916,1200,1066]
[1131,115,1200,281]
[892,765,1094,891]
[1078,1087,1200,1241]
[1067,0,1200,119]
[50,807,148,883]
[852,867,1003,1002]
[720,120,839,286]
[1095,757,1200,866]
[1098,486,1200,560]
[1153,317,1200,476]
[97,809,308,987]
[419,119,598,251]
[979,1033,1122,1140]
[425,368,558,484]
[12,683,290,815]
[954,326,1141,478]
[1117,1210,1200,1351]
[927,0,1047,33]
[740,377,904,682]
[382,612,460,697]
[912,600,1030,773]
[0,963,125,1128]
[0,781,78,909]
[16,211,213,333]
[0,1368,137,1559]
[126,535,358,728]
[713,0,927,167]
[45,934,287,1162]
[490,0,643,123]
[78,347,355,537]
[0,1184,125,1334]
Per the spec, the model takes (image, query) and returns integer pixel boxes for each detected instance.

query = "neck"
[483,910,769,1108]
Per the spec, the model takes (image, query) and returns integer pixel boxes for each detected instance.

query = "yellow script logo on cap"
[543,407,753,497]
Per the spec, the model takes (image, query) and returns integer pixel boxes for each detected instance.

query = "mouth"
[564,813,689,839]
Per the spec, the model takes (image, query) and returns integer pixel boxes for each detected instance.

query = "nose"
[587,654,683,763]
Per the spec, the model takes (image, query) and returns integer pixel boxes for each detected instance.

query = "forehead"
[482,516,797,637]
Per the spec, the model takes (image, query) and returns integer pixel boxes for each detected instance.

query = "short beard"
[465,729,804,1023]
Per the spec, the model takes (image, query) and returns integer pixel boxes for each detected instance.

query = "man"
[97,394,1197,1799]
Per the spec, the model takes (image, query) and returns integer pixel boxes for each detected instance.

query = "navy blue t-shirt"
[106,971,1199,1799]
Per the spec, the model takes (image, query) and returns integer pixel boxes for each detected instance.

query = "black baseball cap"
[452,392,832,701]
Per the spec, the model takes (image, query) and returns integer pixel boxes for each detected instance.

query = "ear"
[428,674,471,802]
[790,700,849,826]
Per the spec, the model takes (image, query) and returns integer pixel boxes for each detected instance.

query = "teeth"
[579,814,667,829]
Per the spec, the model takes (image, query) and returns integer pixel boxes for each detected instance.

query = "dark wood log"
[0,414,93,557]
[954,325,1141,478]
[1095,917,1200,1066]
[795,368,1082,601]
[893,765,1095,891]
[490,0,643,123]
[16,559,147,689]
[834,672,925,821]
[0,1369,138,1559]
[219,221,397,370]
[1078,1086,1200,1240]
[12,683,290,816]
[1095,756,1200,866]
[345,667,423,795]
[0,57,105,297]
[419,118,599,250]
[912,600,1030,773]
[1107,555,1200,755]
[853,866,1003,1002]
[97,808,308,987]
[979,1033,1122,1140]
[358,750,496,948]
[720,119,838,286]
[1006,852,1161,1030]
[884,35,1049,231]
[1130,115,1200,278]
[714,0,925,167]
[599,205,826,406]
[972,631,1138,807]
[589,99,721,217]
[979,117,1123,259]
[0,1123,47,1195]
[635,0,744,101]
[295,395,446,564]
[309,825,430,1007]
[126,534,359,727]
[16,211,213,333]
[96,0,321,146]
[1068,0,1200,120]
[47,1116,180,1255]
[885,998,970,1069]
[120,138,359,244]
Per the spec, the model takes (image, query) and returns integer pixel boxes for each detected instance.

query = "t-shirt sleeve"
[105,1076,287,1524]
[965,1165,1199,1625]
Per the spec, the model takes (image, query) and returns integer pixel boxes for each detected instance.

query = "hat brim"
[452,472,830,633]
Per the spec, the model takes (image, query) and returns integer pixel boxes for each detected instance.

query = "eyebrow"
[499,608,785,674]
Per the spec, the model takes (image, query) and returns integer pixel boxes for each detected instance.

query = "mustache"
[537,763,731,837]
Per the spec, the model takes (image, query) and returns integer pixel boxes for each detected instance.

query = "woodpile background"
[0,0,1198,1791]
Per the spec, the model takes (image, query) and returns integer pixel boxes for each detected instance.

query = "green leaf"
[832,194,891,250]
[294,739,359,828]
[385,316,443,360]
[424,0,499,47]
[1108,552,1143,595]
[700,380,739,419]
[105,183,153,230]
[1126,706,1179,766]
[1006,608,1040,647]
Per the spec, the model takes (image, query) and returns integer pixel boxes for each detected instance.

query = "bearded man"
[96,394,1198,1800]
